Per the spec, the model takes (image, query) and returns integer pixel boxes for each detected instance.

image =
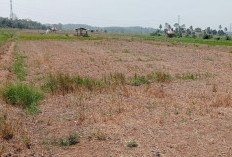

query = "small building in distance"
[166,30,175,38]
[75,28,88,37]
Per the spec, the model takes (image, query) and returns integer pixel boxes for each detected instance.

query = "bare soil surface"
[1,37,232,156]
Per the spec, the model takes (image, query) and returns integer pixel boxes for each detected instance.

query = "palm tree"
[224,27,228,32]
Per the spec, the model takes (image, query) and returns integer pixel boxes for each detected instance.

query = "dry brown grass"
[2,33,232,156]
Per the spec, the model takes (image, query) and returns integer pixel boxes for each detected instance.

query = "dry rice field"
[1,34,232,157]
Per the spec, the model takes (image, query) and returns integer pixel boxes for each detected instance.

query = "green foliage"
[202,34,213,39]
[176,74,197,80]
[127,141,138,147]
[130,74,150,86]
[134,34,232,46]
[215,37,221,40]
[0,17,47,30]
[44,133,81,147]
[0,30,15,46]
[12,53,27,81]
[2,83,44,113]
[59,134,79,146]
[225,36,231,40]
[150,32,161,36]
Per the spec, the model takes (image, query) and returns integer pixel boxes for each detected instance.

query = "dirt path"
[0,42,15,86]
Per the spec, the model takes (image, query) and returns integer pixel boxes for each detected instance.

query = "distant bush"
[2,83,44,113]
[215,37,221,40]
[150,32,161,36]
[225,36,231,40]
[191,34,197,38]
[202,34,212,39]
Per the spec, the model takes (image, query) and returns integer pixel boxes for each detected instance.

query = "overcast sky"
[0,0,231,29]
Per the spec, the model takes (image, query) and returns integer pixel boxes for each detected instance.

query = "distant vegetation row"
[47,23,156,34]
[0,17,47,30]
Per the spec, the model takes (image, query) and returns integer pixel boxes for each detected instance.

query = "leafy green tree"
[0,17,47,30]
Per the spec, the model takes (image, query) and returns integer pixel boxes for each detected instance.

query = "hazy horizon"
[0,0,232,29]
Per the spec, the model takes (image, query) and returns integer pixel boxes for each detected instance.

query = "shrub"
[150,32,161,36]
[215,37,221,40]
[202,34,212,39]
[225,36,231,40]
[127,141,138,147]
[2,83,44,113]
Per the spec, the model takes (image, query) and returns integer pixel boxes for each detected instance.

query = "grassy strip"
[19,35,103,40]
[41,71,216,96]
[42,72,171,94]
[132,34,232,46]
[2,83,44,114]
[2,48,44,114]
[0,30,15,46]
[12,53,27,81]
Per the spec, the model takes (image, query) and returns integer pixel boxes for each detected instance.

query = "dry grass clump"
[130,72,172,86]
[103,72,126,86]
[147,72,172,82]
[42,73,103,95]
[42,73,127,95]
[0,114,14,141]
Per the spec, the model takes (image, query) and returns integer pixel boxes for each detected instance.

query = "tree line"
[157,23,229,37]
[0,17,47,30]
